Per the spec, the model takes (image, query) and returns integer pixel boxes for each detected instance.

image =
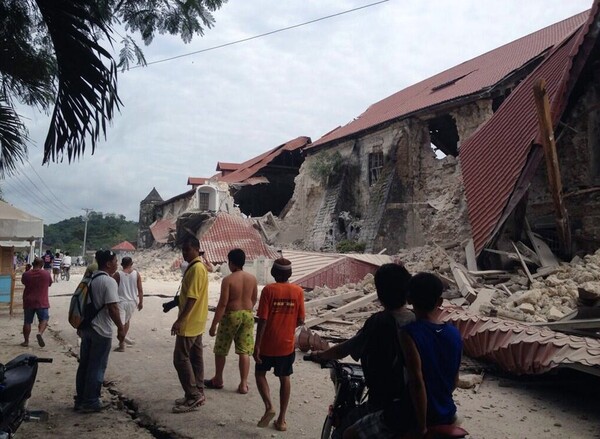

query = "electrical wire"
[25,159,78,214]
[130,0,389,69]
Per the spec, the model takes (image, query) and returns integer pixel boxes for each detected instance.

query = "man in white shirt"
[113,257,144,352]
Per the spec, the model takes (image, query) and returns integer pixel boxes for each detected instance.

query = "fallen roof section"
[111,241,136,251]
[149,218,176,244]
[307,11,588,150]
[439,307,600,375]
[461,2,600,254]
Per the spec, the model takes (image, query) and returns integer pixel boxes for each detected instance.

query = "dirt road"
[2,269,599,438]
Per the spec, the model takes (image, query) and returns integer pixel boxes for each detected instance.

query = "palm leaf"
[35,0,122,163]
[0,94,28,178]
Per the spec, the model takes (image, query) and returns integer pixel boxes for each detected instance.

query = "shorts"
[52,268,60,274]
[24,308,49,324]
[119,300,137,323]
[255,352,295,377]
[214,309,255,356]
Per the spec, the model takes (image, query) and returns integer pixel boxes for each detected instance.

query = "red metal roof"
[439,307,600,375]
[461,3,600,254]
[111,241,136,251]
[199,212,280,262]
[218,136,310,184]
[187,177,210,186]
[307,11,589,150]
[149,218,176,244]
[216,162,241,172]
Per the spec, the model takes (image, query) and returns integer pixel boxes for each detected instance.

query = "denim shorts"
[255,352,295,377]
[24,308,50,324]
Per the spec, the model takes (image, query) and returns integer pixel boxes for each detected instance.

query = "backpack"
[68,272,108,329]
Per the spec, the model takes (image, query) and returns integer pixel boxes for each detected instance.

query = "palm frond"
[0,95,28,178]
[35,0,122,164]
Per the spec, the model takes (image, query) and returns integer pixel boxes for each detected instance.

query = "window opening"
[198,192,210,211]
[368,151,384,185]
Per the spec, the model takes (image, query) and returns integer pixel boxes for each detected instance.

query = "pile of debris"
[128,248,222,282]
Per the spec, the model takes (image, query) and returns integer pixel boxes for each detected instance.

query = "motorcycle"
[304,355,468,439]
[0,354,53,439]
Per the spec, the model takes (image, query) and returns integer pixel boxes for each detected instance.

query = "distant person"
[42,250,53,272]
[345,272,462,439]
[171,236,209,413]
[74,250,124,413]
[254,257,305,432]
[205,248,258,394]
[25,263,32,272]
[113,257,144,352]
[20,257,52,347]
[52,252,62,283]
[62,252,72,278]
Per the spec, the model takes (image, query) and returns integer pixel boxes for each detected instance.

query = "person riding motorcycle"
[310,263,414,438]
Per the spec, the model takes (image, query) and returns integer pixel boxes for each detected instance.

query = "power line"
[2,179,62,220]
[132,0,389,69]
[25,159,77,214]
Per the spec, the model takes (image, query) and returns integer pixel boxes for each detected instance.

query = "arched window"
[197,185,218,211]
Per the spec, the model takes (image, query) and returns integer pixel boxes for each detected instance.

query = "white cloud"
[3,0,592,225]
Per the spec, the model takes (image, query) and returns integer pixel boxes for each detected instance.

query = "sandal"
[257,410,275,428]
[274,419,287,431]
[203,378,224,389]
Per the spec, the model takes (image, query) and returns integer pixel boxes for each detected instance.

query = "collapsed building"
[279,8,600,264]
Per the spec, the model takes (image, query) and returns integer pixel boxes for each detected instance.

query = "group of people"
[21,237,463,437]
[41,249,72,283]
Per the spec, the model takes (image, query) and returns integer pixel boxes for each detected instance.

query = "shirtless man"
[205,248,258,394]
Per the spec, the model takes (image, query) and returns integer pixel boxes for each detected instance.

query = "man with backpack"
[74,250,125,413]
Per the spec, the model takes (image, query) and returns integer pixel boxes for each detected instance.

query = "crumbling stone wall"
[528,74,600,253]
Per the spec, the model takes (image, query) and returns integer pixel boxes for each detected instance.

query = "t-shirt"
[403,320,462,425]
[117,270,139,302]
[42,254,53,269]
[257,282,305,357]
[52,257,62,269]
[21,269,52,309]
[343,308,415,409]
[89,271,120,338]
[178,257,208,337]
[62,255,72,267]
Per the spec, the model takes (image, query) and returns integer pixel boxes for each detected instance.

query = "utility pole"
[82,208,93,263]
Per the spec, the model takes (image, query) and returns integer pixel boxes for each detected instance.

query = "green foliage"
[336,240,366,253]
[43,211,138,256]
[307,151,345,186]
[0,0,226,174]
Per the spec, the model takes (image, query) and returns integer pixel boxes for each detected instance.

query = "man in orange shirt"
[253,257,305,432]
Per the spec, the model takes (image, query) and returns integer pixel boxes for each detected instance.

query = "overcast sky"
[4,0,592,225]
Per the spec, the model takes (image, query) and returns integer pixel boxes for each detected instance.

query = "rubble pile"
[395,244,462,274]
[129,248,222,282]
[482,250,600,322]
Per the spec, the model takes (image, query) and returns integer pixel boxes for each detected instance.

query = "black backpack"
[76,272,108,329]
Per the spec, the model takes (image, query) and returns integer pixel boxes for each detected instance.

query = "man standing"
[206,248,257,394]
[113,257,144,352]
[62,252,72,280]
[254,257,305,432]
[75,250,125,413]
[171,235,209,413]
[21,257,52,347]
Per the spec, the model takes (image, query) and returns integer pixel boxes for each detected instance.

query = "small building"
[111,241,136,258]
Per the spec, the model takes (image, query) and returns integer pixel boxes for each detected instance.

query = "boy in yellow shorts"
[206,248,258,394]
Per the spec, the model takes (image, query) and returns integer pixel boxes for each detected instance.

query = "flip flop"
[257,410,275,428]
[203,378,224,389]
[36,334,45,347]
[20,342,29,347]
[237,384,249,394]
[274,419,287,431]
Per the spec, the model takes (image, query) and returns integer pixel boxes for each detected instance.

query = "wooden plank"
[322,318,355,326]
[532,266,560,279]
[500,284,513,296]
[483,248,537,265]
[511,242,535,285]
[449,261,477,304]
[467,270,510,276]
[525,220,560,268]
[516,241,541,266]
[529,318,600,330]
[465,239,478,272]
[304,291,363,310]
[305,293,377,328]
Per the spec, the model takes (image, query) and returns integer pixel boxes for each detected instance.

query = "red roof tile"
[187,177,210,186]
[216,162,241,172]
[461,3,599,254]
[199,212,280,262]
[150,218,176,244]
[112,241,136,251]
[307,11,588,150]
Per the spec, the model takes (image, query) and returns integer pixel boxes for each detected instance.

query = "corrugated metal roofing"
[187,177,210,186]
[149,218,176,244]
[218,136,310,184]
[461,2,600,254]
[439,307,600,375]
[200,212,280,263]
[307,11,588,150]
[216,162,240,172]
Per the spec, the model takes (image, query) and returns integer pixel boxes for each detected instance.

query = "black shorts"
[255,352,295,377]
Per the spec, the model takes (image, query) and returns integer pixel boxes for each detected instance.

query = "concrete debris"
[457,373,484,390]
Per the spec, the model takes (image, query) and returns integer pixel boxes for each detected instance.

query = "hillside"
[44,212,138,255]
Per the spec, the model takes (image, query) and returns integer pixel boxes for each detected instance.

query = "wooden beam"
[525,218,559,268]
[511,242,535,285]
[449,261,477,304]
[533,79,572,256]
[304,291,363,310]
[305,293,377,328]
[465,239,478,272]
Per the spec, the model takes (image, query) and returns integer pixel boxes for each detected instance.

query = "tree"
[0,0,226,177]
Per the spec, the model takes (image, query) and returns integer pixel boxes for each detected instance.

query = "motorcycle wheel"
[321,416,334,439]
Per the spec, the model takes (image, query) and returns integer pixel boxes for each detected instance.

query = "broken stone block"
[457,374,483,389]
[513,289,542,306]
[518,303,536,314]
[578,282,600,300]
[547,306,564,321]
